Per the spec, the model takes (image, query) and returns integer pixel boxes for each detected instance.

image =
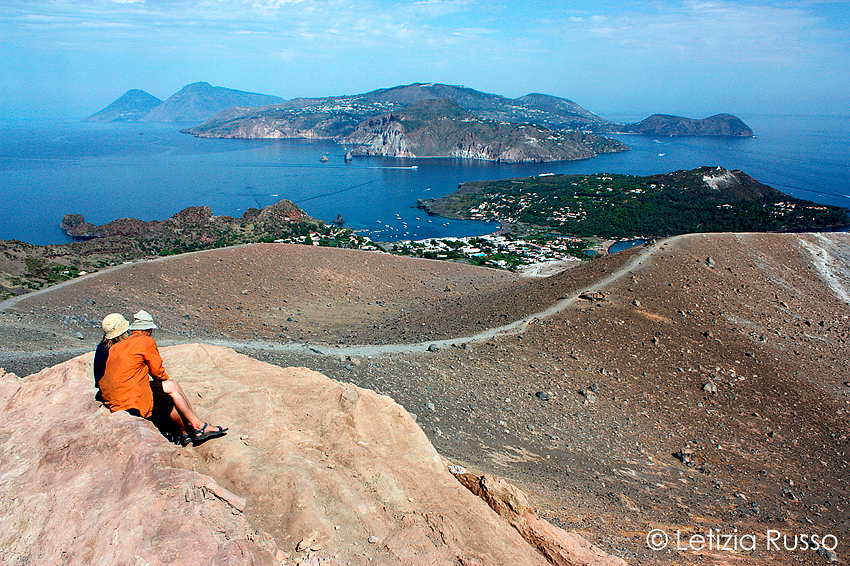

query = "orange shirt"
[100,333,170,418]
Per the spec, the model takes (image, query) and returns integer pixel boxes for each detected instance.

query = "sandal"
[192,422,228,445]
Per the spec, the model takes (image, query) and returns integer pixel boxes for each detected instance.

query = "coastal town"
[287,227,603,271]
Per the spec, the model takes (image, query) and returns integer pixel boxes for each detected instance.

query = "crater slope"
[1,232,848,565]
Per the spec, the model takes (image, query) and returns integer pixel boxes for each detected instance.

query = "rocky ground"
[1,233,848,565]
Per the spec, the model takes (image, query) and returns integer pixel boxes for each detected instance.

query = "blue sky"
[1,0,848,120]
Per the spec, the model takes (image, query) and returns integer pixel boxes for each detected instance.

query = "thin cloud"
[0,0,847,116]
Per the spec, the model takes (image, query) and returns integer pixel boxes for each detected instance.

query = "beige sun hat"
[102,313,130,340]
[128,309,158,331]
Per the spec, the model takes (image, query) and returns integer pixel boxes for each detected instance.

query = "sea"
[0,114,848,246]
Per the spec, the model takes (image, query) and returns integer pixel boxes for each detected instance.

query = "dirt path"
[194,236,676,357]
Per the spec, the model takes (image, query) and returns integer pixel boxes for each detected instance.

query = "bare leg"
[160,380,205,432]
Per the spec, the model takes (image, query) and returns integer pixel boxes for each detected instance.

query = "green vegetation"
[444,169,848,239]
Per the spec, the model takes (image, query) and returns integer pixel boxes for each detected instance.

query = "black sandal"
[192,423,228,445]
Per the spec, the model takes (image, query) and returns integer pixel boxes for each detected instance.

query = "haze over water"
[1,114,848,246]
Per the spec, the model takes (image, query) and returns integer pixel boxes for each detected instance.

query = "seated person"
[98,310,227,446]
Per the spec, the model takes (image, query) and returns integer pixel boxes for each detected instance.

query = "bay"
[0,115,847,246]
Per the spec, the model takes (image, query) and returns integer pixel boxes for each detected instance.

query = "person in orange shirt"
[99,310,227,446]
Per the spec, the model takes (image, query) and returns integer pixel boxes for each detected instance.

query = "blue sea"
[0,115,848,246]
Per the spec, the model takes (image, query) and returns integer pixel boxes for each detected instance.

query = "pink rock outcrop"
[0,344,618,566]
[450,469,629,566]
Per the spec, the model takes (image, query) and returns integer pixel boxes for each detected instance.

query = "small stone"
[579,389,597,404]
[296,531,318,552]
[75,332,85,340]
[632,299,641,307]
[427,344,440,352]
[703,380,718,395]
[425,402,436,412]
[535,391,550,401]
[368,536,379,544]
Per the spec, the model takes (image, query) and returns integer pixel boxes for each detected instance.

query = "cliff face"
[187,107,362,140]
[0,345,626,565]
[340,99,628,163]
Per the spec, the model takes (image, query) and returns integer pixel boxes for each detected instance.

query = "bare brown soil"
[1,233,848,565]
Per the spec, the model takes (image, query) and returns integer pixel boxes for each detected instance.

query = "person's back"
[100,332,168,417]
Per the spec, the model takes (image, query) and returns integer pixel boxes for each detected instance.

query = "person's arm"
[142,337,170,381]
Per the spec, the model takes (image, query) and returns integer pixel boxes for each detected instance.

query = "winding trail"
[200,236,675,358]
[0,237,676,361]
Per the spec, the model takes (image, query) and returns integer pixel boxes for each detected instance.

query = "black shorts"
[148,380,175,423]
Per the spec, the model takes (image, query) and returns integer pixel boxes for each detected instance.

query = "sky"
[1,0,848,121]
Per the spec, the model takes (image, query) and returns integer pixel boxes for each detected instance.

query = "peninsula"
[417,166,848,239]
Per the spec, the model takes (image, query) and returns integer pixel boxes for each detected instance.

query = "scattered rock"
[820,546,839,562]
[674,447,695,466]
[579,388,597,404]
[427,344,441,352]
[535,391,550,401]
[75,332,84,340]
[296,531,319,552]
[579,291,606,301]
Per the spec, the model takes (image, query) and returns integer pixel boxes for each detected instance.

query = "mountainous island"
[87,82,753,161]
[418,166,848,238]
[612,113,754,136]
[84,89,163,122]
[85,82,285,123]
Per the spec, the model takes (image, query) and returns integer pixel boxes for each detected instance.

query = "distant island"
[417,166,848,239]
[85,82,284,124]
[610,113,753,137]
[87,82,753,161]
[84,89,163,122]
